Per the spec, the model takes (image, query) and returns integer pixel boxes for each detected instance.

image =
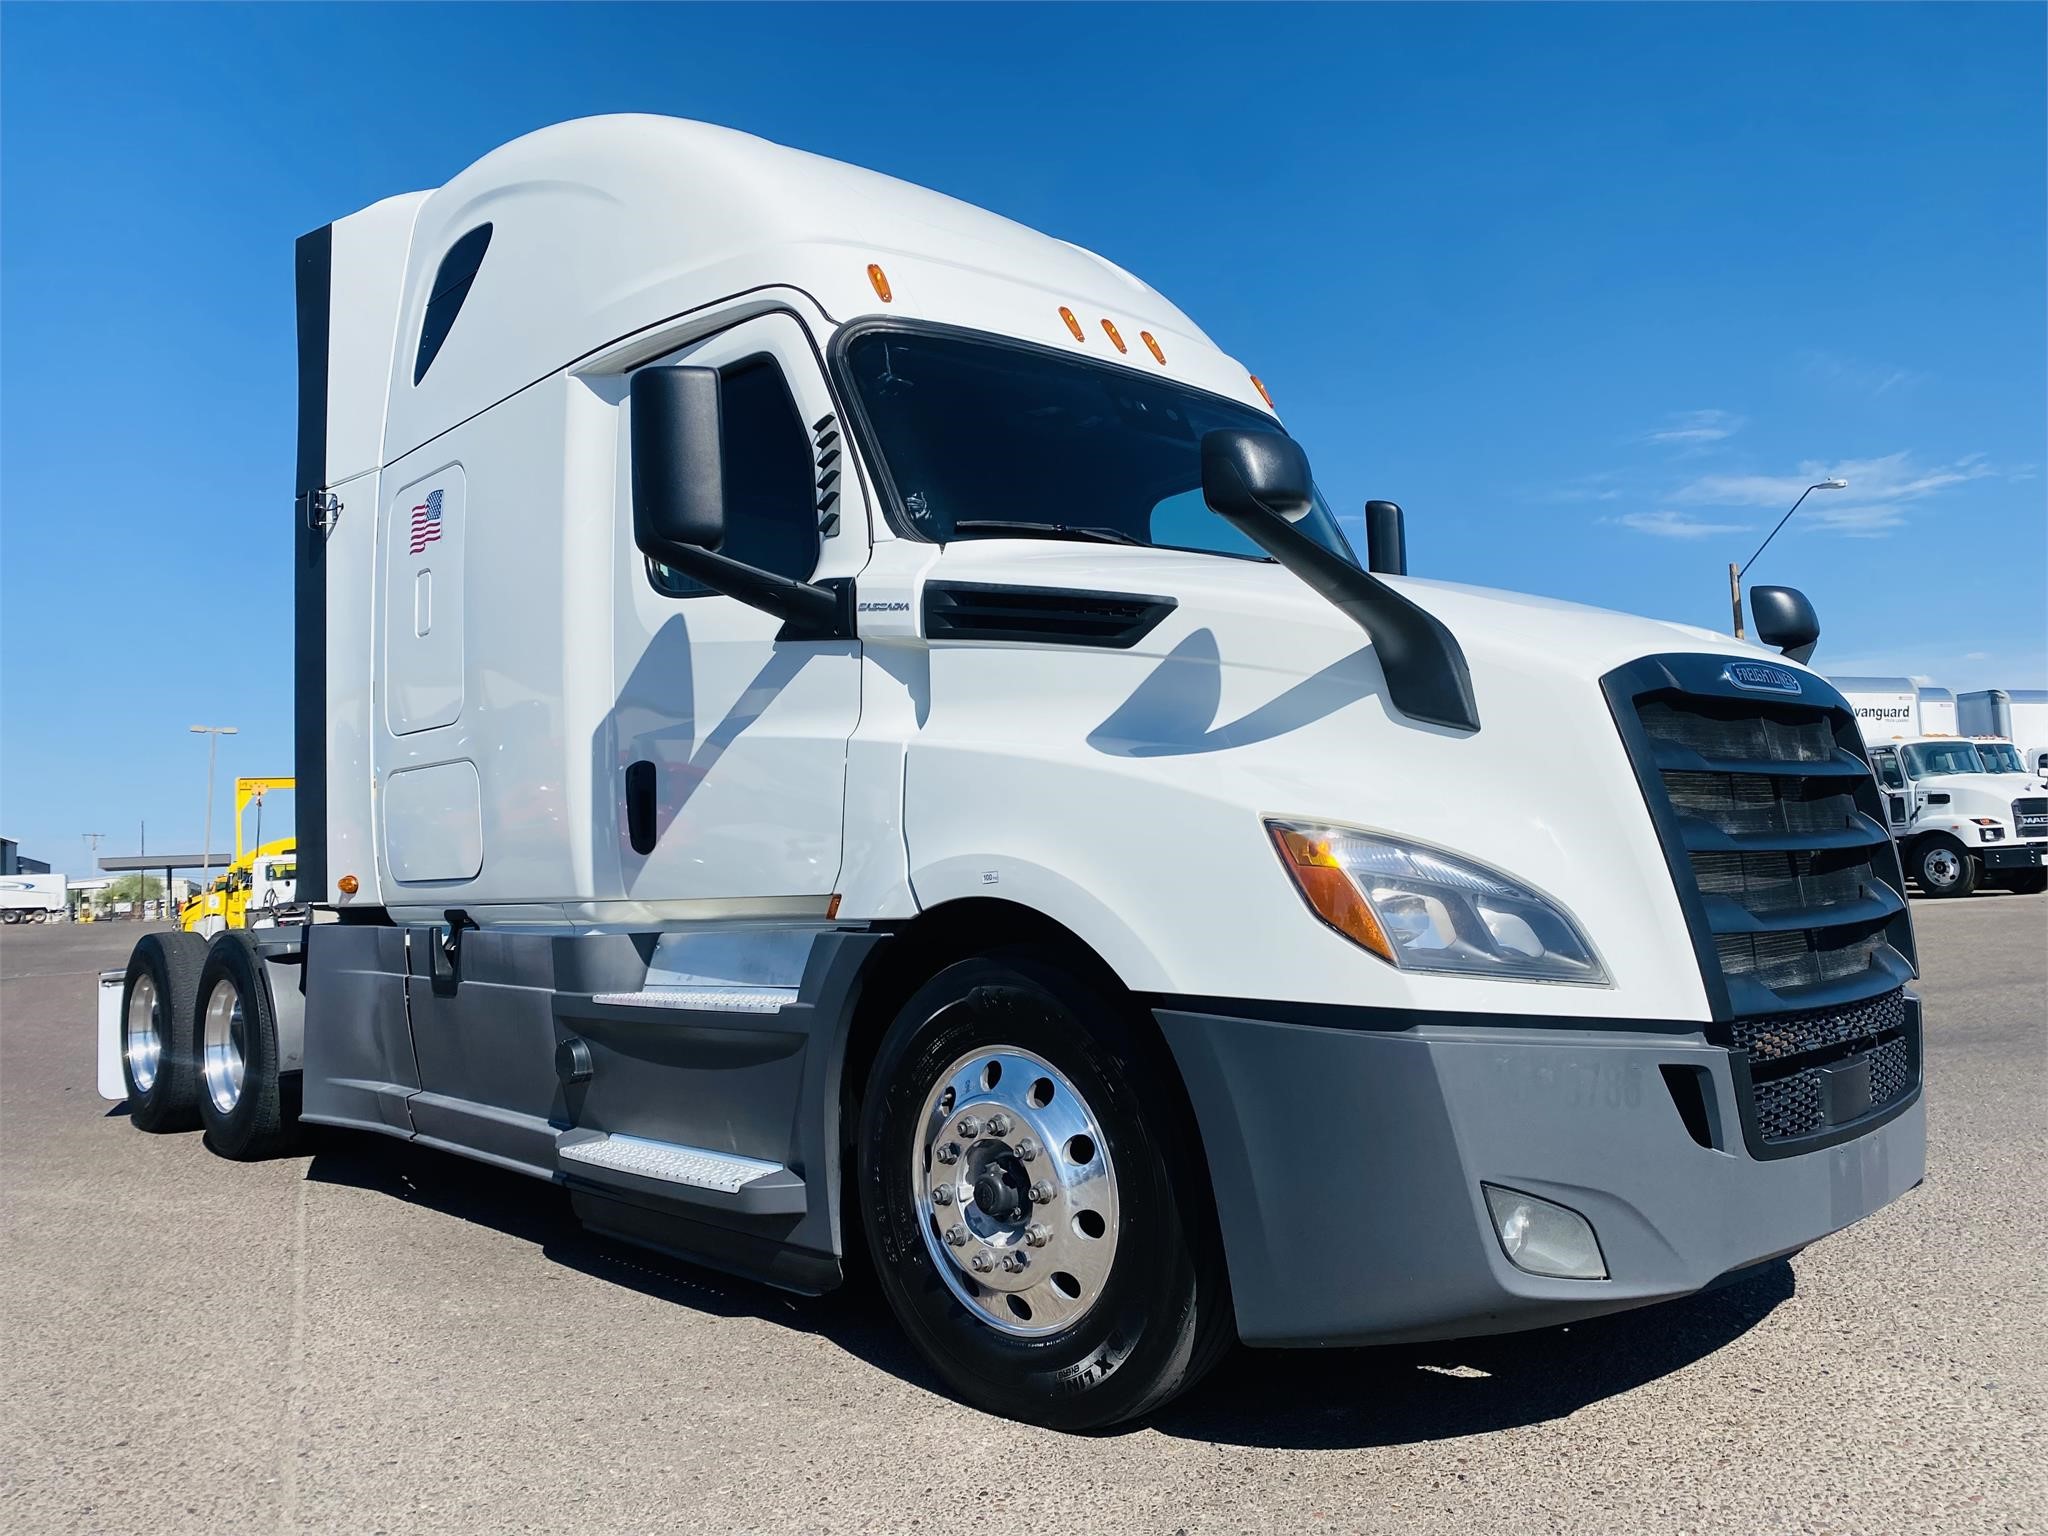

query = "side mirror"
[630,366,726,563]
[1199,430,1314,526]
[626,365,848,636]
[1750,584,1819,664]
[1197,429,1480,734]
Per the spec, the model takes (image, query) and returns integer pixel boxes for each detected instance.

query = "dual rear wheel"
[120,930,298,1158]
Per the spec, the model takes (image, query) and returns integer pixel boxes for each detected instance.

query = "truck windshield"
[1977,742,2023,773]
[844,329,1359,564]
[1902,742,1985,777]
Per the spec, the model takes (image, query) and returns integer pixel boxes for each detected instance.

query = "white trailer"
[98,117,1926,1428]
[0,873,67,923]
[1829,675,1921,741]
[1958,689,2048,782]
[1917,685,1956,736]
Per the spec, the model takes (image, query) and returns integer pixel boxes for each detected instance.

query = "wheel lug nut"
[946,1224,969,1247]
[987,1113,1011,1137]
[969,1250,995,1273]
[935,1142,961,1165]
[1001,1251,1029,1274]
[1029,1180,1055,1205]
[1025,1222,1051,1248]
[957,1116,982,1138]
[932,1184,954,1206]
[1015,1138,1038,1161]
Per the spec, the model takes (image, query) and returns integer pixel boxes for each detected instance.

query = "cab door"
[609,313,864,906]
[1870,747,1912,836]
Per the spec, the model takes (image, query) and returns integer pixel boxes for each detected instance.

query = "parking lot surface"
[3,898,2042,1535]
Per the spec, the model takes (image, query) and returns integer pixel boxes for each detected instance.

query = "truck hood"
[919,540,1784,686]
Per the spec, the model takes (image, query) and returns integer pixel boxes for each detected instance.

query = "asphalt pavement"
[3,896,2042,1535]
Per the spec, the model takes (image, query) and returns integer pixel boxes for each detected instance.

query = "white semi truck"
[99,117,1926,1428]
[1832,676,2047,894]
[1959,688,2048,783]
[1,873,67,923]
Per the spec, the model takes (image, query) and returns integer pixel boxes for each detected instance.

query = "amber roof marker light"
[1140,330,1166,365]
[1058,306,1086,342]
[867,263,892,303]
[1249,374,1275,409]
[1100,319,1128,354]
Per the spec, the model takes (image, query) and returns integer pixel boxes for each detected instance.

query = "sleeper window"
[649,355,818,596]
[413,224,493,385]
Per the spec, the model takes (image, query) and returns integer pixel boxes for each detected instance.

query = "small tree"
[101,874,165,906]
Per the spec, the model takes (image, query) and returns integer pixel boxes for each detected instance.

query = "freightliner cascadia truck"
[98,117,1926,1429]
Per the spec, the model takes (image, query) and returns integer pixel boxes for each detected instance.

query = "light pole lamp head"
[1817,478,1847,490]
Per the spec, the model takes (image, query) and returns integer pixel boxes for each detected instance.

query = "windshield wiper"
[953,519,1144,547]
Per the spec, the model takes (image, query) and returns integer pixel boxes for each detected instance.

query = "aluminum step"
[590,985,795,1014]
[555,1133,806,1214]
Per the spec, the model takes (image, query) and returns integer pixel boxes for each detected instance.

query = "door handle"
[625,760,657,855]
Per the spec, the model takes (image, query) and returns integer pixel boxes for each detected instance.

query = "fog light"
[1482,1184,1607,1280]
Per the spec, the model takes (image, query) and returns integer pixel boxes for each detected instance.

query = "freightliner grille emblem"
[1722,661,1803,695]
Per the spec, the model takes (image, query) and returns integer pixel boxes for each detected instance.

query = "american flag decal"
[408,489,445,556]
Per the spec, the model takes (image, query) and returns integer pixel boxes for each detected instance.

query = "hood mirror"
[1750,585,1819,664]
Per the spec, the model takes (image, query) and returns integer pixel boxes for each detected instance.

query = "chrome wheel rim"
[201,978,246,1114]
[1925,848,1961,888]
[125,975,162,1093]
[913,1045,1120,1337]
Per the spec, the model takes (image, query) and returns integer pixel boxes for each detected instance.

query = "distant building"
[1,838,52,875]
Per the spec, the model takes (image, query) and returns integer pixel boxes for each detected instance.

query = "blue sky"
[3,3,2042,875]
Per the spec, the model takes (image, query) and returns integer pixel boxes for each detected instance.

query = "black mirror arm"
[1215,497,1481,734]
[644,539,853,639]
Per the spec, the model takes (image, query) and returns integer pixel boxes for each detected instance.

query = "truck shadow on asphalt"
[304,1130,1794,1448]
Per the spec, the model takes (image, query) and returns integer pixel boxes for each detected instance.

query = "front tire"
[857,952,1232,1430]
[121,932,208,1131]
[194,934,300,1160]
[1913,836,1979,897]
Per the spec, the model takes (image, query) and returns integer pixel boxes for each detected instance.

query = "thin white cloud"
[1800,349,1920,397]
[1672,451,2000,510]
[1605,509,1756,540]
[1644,409,1745,446]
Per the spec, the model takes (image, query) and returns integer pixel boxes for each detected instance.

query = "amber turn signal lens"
[1268,825,1394,964]
[1249,374,1275,409]
[1140,330,1166,365]
[337,873,360,896]
[1100,319,1127,353]
[867,263,892,302]
[1059,306,1086,342]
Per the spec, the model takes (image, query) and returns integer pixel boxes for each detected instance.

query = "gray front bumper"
[1157,1007,1925,1348]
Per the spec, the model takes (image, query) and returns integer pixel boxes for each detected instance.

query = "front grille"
[1605,658,1922,1158]
[1726,988,1918,1146]
[1618,682,1914,1018]
[2015,797,2048,840]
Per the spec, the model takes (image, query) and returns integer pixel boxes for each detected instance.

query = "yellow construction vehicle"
[178,778,296,935]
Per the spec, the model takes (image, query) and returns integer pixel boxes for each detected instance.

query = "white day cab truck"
[98,117,1926,1428]
[1958,688,2048,783]
[1,873,68,923]
[1830,676,2047,897]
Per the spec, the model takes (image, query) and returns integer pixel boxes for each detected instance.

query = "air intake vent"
[923,582,1175,649]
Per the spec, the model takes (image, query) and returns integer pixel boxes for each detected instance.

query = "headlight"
[1267,820,1608,984]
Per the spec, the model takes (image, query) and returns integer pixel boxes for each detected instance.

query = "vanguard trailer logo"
[408,489,445,555]
[1722,661,1803,696]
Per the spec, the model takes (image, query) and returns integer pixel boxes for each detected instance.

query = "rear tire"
[857,950,1232,1430]
[195,934,300,1160]
[2001,869,2047,896]
[121,932,208,1131]
[1912,836,1979,897]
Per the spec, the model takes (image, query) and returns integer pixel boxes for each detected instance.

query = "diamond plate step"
[555,1133,806,1214]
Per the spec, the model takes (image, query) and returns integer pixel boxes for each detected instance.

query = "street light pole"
[1729,478,1847,639]
[190,725,238,909]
